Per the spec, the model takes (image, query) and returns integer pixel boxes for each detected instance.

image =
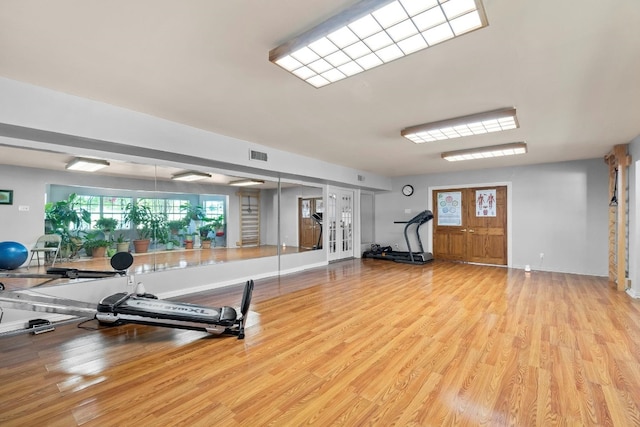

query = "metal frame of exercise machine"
[0,252,254,339]
[362,210,434,265]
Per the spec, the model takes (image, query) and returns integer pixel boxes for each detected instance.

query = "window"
[76,195,101,228]
[203,200,225,223]
[77,195,132,229]
[103,196,132,228]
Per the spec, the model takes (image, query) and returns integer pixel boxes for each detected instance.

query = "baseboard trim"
[626,288,640,299]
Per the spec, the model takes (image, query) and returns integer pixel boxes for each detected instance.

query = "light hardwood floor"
[1,260,639,426]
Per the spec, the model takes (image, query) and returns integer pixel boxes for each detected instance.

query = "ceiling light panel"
[171,171,212,182]
[270,0,488,88]
[441,142,527,162]
[401,108,519,143]
[66,157,110,172]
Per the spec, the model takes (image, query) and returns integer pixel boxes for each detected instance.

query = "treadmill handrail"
[395,210,433,260]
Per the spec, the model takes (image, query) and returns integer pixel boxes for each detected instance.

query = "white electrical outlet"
[539,253,544,259]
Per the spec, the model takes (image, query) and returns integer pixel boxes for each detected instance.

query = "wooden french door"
[298,197,323,249]
[433,186,507,265]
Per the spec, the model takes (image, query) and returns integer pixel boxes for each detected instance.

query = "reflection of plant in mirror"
[95,217,118,232]
[148,213,168,244]
[210,215,225,230]
[168,219,187,234]
[180,203,211,222]
[198,224,214,239]
[45,192,91,258]
[123,202,153,240]
[83,229,111,257]
[83,238,111,250]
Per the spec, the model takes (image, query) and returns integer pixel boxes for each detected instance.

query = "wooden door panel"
[434,186,507,265]
[299,198,322,249]
[434,232,465,261]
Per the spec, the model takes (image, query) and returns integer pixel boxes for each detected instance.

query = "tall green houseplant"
[123,201,153,253]
[45,192,91,258]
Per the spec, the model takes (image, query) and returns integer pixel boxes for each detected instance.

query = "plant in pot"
[180,202,210,232]
[167,219,186,236]
[165,237,180,250]
[148,213,168,244]
[183,233,195,249]
[45,192,91,259]
[123,201,153,253]
[114,232,130,253]
[211,215,225,236]
[83,235,111,258]
[198,224,214,249]
[95,217,118,241]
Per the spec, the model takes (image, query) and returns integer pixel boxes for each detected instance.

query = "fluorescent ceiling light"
[171,171,212,182]
[65,157,110,172]
[401,108,519,143]
[270,0,488,88]
[229,179,265,187]
[441,142,527,162]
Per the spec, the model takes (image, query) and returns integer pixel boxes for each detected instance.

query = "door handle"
[469,229,475,233]
[461,229,467,232]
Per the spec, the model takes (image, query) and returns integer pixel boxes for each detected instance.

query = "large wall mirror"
[0,144,326,290]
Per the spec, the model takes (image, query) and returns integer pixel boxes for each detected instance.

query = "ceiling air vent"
[249,150,268,162]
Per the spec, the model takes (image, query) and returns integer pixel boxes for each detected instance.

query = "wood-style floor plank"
[1,259,640,426]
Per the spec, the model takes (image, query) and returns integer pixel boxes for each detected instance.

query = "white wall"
[0,77,391,192]
[374,159,609,276]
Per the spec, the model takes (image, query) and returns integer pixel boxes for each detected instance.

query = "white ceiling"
[0,0,639,178]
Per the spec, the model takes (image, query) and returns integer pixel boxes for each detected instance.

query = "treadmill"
[362,210,434,265]
[311,212,323,249]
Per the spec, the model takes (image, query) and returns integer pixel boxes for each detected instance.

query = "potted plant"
[123,201,153,253]
[95,217,118,242]
[198,224,214,249]
[165,238,180,250]
[114,232,130,253]
[184,234,195,249]
[148,213,168,248]
[167,219,186,235]
[180,202,211,233]
[83,237,111,258]
[45,192,91,259]
[198,224,213,238]
[211,215,225,238]
[95,217,118,232]
[201,236,213,249]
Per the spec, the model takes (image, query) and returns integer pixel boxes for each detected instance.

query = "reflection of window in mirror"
[302,199,310,218]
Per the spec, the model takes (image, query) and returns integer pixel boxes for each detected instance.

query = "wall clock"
[402,184,414,197]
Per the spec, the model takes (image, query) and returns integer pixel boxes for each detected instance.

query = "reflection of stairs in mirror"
[237,191,260,247]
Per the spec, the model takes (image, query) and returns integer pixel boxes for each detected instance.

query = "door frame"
[428,181,513,267]
[326,186,358,262]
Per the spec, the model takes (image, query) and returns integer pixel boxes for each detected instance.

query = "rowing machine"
[0,252,255,339]
[96,279,254,338]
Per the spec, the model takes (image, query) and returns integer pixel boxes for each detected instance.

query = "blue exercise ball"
[0,241,29,270]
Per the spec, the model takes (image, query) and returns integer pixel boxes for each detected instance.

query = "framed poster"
[437,191,462,226]
[0,189,13,205]
[476,189,496,217]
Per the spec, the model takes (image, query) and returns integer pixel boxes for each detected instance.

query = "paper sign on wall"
[476,189,496,217]
[437,191,462,226]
